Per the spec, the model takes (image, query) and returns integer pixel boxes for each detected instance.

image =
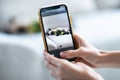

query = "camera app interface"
[41,5,74,56]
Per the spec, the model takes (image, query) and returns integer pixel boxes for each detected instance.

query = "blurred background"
[0,0,120,80]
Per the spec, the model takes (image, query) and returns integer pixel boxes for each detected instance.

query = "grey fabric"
[0,36,54,80]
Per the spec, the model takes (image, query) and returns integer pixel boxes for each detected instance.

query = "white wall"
[96,0,120,9]
[0,0,97,27]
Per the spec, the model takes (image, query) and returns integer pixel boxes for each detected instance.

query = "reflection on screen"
[41,6,74,56]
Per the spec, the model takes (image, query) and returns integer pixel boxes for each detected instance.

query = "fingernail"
[60,52,66,58]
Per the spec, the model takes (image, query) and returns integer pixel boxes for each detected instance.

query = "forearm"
[97,51,120,68]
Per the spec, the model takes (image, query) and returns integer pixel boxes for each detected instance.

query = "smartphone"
[39,4,75,61]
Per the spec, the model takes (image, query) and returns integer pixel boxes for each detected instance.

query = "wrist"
[97,51,120,68]
[95,50,108,68]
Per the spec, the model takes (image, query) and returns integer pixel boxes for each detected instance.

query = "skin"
[44,51,103,80]
[44,34,120,80]
[43,34,105,80]
[60,34,120,68]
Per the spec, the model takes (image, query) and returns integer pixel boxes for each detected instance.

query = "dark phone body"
[39,4,76,61]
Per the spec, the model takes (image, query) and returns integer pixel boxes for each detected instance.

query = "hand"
[44,51,103,80]
[60,34,102,68]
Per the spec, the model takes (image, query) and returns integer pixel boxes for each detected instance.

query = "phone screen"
[40,5,75,59]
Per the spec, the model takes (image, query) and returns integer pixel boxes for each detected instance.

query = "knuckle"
[66,50,74,57]
[68,50,73,54]
[70,52,74,56]
[79,47,86,52]
[59,60,67,68]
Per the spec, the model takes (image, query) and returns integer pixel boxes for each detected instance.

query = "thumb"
[73,34,81,48]
[60,49,80,58]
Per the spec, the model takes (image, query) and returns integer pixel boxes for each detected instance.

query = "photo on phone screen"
[40,5,75,59]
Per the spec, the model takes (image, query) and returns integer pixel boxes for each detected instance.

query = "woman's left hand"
[44,51,103,80]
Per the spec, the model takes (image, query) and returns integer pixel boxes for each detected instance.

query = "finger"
[73,34,92,47]
[45,60,59,79]
[73,34,81,48]
[44,51,61,67]
[46,60,57,70]
[60,49,80,58]
[51,72,58,79]
[46,62,62,80]
[61,46,87,59]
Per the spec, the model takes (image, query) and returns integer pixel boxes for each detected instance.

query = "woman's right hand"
[60,34,102,68]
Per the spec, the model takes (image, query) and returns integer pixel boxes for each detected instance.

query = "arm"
[98,51,120,68]
[60,34,120,68]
